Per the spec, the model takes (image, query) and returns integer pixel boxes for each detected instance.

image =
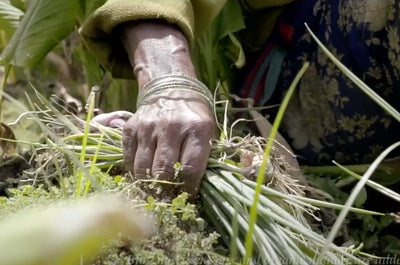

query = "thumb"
[92,111,134,127]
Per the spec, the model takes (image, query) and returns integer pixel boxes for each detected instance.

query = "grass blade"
[75,89,96,198]
[241,178,382,216]
[319,141,400,262]
[305,23,400,122]
[244,61,310,264]
[333,161,400,204]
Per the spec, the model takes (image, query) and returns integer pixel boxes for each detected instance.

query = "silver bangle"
[136,75,214,109]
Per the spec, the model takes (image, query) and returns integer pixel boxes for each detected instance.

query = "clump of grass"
[24,82,377,264]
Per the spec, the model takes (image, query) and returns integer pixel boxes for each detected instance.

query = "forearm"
[121,21,196,89]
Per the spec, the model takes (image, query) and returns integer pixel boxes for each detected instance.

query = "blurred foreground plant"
[0,196,153,265]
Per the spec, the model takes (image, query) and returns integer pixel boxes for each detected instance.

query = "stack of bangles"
[136,74,214,110]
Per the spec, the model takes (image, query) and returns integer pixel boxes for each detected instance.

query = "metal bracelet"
[136,75,214,109]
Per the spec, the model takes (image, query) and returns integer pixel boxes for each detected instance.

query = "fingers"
[123,116,158,179]
[179,133,212,199]
[133,129,156,178]
[152,137,182,179]
[151,130,183,195]
[122,119,138,173]
[123,117,211,199]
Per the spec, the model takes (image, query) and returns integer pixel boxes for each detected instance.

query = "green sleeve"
[79,0,227,79]
[241,0,293,10]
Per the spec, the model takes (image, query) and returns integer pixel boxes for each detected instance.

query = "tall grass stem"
[75,90,96,198]
[305,23,400,122]
[244,62,309,264]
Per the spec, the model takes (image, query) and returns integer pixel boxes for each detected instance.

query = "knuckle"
[136,130,147,141]
[189,120,215,136]
[179,165,203,198]
[158,118,180,131]
[123,160,134,173]
[122,133,135,149]
[152,165,175,179]
[122,122,137,137]
[134,167,149,179]
[122,147,135,171]
[136,121,157,139]
[158,146,177,158]
[181,164,203,178]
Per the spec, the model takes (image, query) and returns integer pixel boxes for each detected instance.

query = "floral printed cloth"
[239,0,400,165]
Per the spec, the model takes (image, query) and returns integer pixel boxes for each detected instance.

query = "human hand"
[123,88,215,198]
[118,21,215,199]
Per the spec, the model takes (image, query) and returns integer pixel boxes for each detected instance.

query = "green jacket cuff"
[79,0,195,79]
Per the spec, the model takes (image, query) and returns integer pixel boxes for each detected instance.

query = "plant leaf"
[305,23,400,122]
[77,0,106,24]
[0,0,79,67]
[192,0,245,90]
[381,235,400,255]
[333,161,400,204]
[83,0,105,19]
[76,45,105,88]
[0,0,23,38]
[319,141,400,262]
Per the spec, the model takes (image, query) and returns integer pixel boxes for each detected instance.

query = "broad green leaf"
[216,0,245,42]
[76,45,105,88]
[83,0,105,19]
[334,161,400,204]
[77,0,106,24]
[216,0,246,68]
[0,0,79,67]
[0,0,23,38]
[193,0,245,90]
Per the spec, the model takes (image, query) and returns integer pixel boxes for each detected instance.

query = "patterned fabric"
[239,0,400,165]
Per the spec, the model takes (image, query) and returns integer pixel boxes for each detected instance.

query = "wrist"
[121,21,197,89]
[136,74,214,110]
